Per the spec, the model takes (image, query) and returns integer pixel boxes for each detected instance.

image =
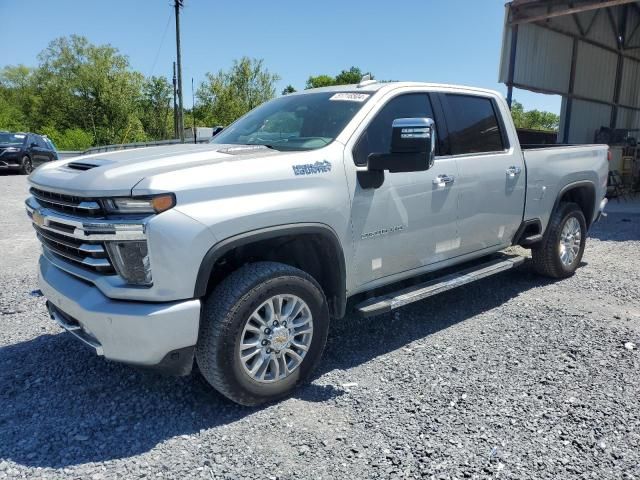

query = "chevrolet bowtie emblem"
[32,210,45,227]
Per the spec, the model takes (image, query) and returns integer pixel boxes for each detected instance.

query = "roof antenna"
[357,73,377,88]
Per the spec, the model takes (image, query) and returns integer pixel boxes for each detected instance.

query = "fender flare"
[194,223,347,318]
[551,180,597,229]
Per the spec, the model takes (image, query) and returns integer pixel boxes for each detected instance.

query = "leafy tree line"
[510,100,560,131]
[0,35,559,150]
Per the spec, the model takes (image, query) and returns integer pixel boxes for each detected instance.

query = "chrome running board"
[355,254,525,318]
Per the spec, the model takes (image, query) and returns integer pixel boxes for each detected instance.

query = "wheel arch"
[551,180,596,230]
[194,223,347,319]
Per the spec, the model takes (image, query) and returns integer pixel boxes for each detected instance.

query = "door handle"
[433,174,455,187]
[506,166,522,177]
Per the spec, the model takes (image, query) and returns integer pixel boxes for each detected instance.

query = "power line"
[149,9,173,77]
[175,0,185,143]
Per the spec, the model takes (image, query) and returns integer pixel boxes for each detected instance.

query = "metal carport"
[500,0,640,144]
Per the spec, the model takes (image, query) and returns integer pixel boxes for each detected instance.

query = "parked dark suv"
[0,132,59,174]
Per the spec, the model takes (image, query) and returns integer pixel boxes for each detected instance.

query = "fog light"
[105,241,152,285]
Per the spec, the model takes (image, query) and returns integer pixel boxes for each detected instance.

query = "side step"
[355,254,525,318]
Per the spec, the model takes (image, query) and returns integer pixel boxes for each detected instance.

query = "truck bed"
[522,144,609,233]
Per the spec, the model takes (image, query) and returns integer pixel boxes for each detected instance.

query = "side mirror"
[30,142,38,148]
[211,126,224,137]
[367,118,436,173]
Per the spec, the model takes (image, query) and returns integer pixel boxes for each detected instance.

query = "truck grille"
[30,187,103,217]
[28,188,115,274]
[33,224,114,273]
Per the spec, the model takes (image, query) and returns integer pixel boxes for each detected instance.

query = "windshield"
[0,132,26,145]
[210,92,371,151]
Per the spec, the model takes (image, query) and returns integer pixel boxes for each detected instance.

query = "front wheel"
[196,262,329,406]
[531,202,586,278]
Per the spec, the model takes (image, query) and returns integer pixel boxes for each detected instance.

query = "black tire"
[531,202,586,278]
[19,156,33,175]
[196,261,330,406]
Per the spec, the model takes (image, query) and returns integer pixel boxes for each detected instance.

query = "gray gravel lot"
[1,173,639,479]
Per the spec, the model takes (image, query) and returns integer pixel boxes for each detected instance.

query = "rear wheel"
[531,202,586,278]
[196,262,329,406]
[20,156,33,175]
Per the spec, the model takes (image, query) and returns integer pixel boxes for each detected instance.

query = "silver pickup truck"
[26,80,609,405]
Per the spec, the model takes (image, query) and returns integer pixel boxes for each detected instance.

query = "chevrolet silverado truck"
[26,80,609,405]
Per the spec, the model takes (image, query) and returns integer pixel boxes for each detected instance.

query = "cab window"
[353,93,436,166]
[441,94,506,155]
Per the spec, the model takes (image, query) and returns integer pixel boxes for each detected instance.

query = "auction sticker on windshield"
[329,93,370,102]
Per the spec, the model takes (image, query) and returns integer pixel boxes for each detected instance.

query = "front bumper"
[0,152,21,168]
[0,160,21,169]
[39,254,201,375]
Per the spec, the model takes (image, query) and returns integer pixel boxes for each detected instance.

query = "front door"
[346,92,460,290]
[439,93,526,254]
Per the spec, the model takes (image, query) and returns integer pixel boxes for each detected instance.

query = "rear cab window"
[440,94,508,155]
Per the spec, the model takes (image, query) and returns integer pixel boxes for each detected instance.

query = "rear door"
[32,135,50,167]
[43,137,58,161]
[438,93,525,254]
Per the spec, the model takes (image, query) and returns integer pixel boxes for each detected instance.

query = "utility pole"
[192,77,197,144]
[172,62,178,138]
[174,0,185,142]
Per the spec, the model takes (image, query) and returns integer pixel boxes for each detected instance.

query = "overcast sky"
[0,0,562,113]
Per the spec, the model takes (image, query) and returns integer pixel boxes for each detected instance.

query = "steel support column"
[506,24,519,109]
[563,38,579,143]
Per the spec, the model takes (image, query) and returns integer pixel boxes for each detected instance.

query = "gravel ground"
[1,173,639,479]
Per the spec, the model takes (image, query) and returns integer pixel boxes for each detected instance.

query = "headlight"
[102,194,175,215]
[105,240,152,285]
[5,147,19,152]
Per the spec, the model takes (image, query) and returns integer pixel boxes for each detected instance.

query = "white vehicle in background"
[26,80,608,405]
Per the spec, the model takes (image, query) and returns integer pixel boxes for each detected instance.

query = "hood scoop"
[64,158,114,171]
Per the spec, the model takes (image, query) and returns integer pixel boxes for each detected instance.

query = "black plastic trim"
[194,223,347,318]
[357,170,385,189]
[552,180,597,229]
[512,218,543,246]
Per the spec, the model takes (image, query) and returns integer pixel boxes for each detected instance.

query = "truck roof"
[299,81,503,99]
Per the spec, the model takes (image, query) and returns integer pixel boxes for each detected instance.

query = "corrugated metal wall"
[560,99,612,143]
[620,57,640,107]
[573,42,617,102]
[500,3,640,144]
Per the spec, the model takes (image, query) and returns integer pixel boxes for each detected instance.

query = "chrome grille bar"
[39,241,112,271]
[33,225,105,254]
[30,187,103,216]
[26,190,148,277]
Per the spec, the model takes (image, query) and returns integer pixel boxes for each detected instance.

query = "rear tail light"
[607,149,612,162]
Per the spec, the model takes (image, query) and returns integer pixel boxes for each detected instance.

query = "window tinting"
[444,94,504,155]
[36,135,49,149]
[353,93,435,166]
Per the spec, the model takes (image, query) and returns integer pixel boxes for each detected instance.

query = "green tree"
[511,100,559,131]
[34,35,146,145]
[0,65,36,131]
[335,66,366,84]
[40,126,94,150]
[139,76,172,140]
[196,57,280,126]
[305,67,371,89]
[305,74,335,89]
[281,84,296,95]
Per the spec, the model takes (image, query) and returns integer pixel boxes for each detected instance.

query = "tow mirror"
[368,118,436,173]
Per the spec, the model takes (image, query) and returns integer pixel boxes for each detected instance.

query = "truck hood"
[28,143,284,197]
